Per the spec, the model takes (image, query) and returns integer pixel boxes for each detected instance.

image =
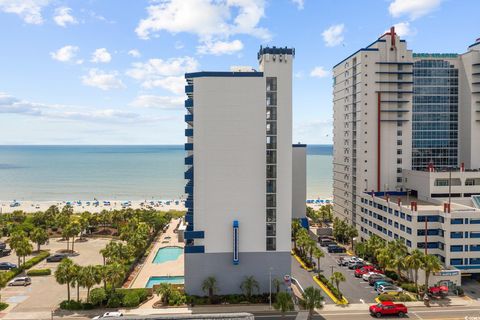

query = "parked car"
[377,285,403,295]
[46,253,68,262]
[8,277,31,287]
[337,257,349,266]
[428,285,448,298]
[327,245,346,253]
[369,276,393,286]
[355,265,376,277]
[0,262,17,270]
[0,248,12,257]
[374,280,394,290]
[92,311,123,319]
[363,271,384,281]
[0,242,6,250]
[368,273,389,285]
[319,238,336,247]
[348,261,366,269]
[369,301,408,318]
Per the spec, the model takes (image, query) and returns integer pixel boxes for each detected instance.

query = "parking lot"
[292,240,379,304]
[0,238,109,318]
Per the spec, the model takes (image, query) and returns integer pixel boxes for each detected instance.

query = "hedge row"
[0,251,50,287]
[187,293,270,306]
[378,293,414,302]
[27,268,51,276]
[317,274,344,301]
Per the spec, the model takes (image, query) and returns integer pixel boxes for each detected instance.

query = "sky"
[0,0,479,145]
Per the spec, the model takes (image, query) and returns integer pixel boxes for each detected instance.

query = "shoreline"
[0,199,187,214]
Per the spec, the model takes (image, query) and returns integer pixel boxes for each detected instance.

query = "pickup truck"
[369,301,408,318]
[428,285,448,298]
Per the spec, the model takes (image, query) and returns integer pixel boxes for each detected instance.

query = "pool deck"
[130,218,184,288]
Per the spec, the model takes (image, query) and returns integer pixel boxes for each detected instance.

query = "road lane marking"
[359,299,365,304]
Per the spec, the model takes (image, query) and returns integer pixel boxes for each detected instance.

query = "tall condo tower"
[183,47,295,295]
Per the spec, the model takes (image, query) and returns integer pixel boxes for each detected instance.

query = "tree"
[79,211,92,238]
[312,247,324,273]
[104,262,126,291]
[78,265,102,303]
[201,276,218,303]
[55,258,77,301]
[101,241,133,265]
[240,276,259,301]
[300,286,324,319]
[330,272,346,298]
[10,231,32,265]
[390,239,408,278]
[292,219,302,251]
[405,249,424,295]
[274,292,294,315]
[30,228,48,252]
[66,221,81,252]
[422,254,442,293]
[346,225,358,251]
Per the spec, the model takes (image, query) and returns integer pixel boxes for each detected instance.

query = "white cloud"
[135,0,270,41]
[389,22,415,37]
[50,45,79,62]
[322,24,345,47]
[389,0,441,20]
[294,119,333,144]
[128,49,141,58]
[91,48,112,63]
[197,39,243,55]
[126,57,198,94]
[310,66,329,78]
[130,95,184,109]
[291,0,304,10]
[81,69,125,90]
[0,0,50,24]
[53,6,77,27]
[0,92,151,123]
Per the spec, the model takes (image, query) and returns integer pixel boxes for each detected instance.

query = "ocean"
[0,145,332,201]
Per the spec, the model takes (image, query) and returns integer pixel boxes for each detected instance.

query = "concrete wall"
[292,145,307,219]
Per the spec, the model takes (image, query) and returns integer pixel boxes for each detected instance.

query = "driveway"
[0,238,110,318]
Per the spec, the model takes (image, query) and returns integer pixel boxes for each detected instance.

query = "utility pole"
[269,267,273,310]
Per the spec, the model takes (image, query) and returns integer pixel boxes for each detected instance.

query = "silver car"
[8,277,31,286]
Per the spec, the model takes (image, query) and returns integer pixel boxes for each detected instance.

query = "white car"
[92,312,123,320]
[377,285,403,295]
[362,272,381,281]
[8,277,31,286]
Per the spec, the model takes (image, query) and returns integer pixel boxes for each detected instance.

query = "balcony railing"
[184,245,205,254]
[185,155,193,165]
[185,85,193,93]
[185,128,193,137]
[185,143,193,151]
[185,182,193,194]
[185,214,193,224]
[185,231,205,239]
[184,168,193,180]
[185,99,193,108]
[185,114,193,122]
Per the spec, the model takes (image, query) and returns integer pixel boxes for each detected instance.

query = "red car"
[428,285,448,298]
[369,301,408,318]
[354,265,382,277]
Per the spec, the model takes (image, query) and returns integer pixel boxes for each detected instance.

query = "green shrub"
[317,275,344,301]
[106,295,122,308]
[456,287,465,296]
[385,270,399,281]
[90,288,107,306]
[60,300,84,310]
[27,269,51,276]
[400,283,417,293]
[117,288,151,303]
[378,293,413,302]
[0,302,8,311]
[168,290,187,306]
[123,291,140,308]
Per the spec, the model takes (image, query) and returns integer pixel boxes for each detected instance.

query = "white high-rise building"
[333,28,480,277]
[183,47,295,295]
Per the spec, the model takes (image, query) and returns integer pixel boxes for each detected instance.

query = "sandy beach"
[0,199,186,213]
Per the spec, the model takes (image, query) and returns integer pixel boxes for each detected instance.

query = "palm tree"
[240,276,259,301]
[390,239,408,278]
[67,221,81,252]
[274,292,294,316]
[272,278,282,295]
[292,219,302,251]
[376,247,393,272]
[104,262,126,291]
[300,286,324,319]
[78,265,102,302]
[405,249,424,295]
[312,247,324,273]
[9,231,29,266]
[330,272,346,298]
[201,276,218,303]
[156,283,173,305]
[55,258,77,301]
[346,225,358,251]
[30,227,48,252]
[72,264,82,302]
[422,254,442,293]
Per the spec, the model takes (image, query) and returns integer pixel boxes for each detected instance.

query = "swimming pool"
[146,276,184,288]
[152,246,183,264]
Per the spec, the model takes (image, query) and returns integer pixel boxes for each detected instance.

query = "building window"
[266,209,276,222]
[450,259,463,265]
[266,223,276,236]
[450,245,463,252]
[450,232,463,239]
[266,237,276,251]
[451,218,463,224]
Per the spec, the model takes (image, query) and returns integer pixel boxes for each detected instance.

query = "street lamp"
[269,267,273,309]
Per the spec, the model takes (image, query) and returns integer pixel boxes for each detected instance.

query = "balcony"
[184,245,205,254]
[185,114,193,123]
[185,199,193,208]
[185,99,193,108]
[185,182,193,194]
[185,155,193,165]
[185,143,193,151]
[184,168,193,180]
[185,128,193,137]
[185,85,193,94]
[185,214,193,224]
[185,231,205,239]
